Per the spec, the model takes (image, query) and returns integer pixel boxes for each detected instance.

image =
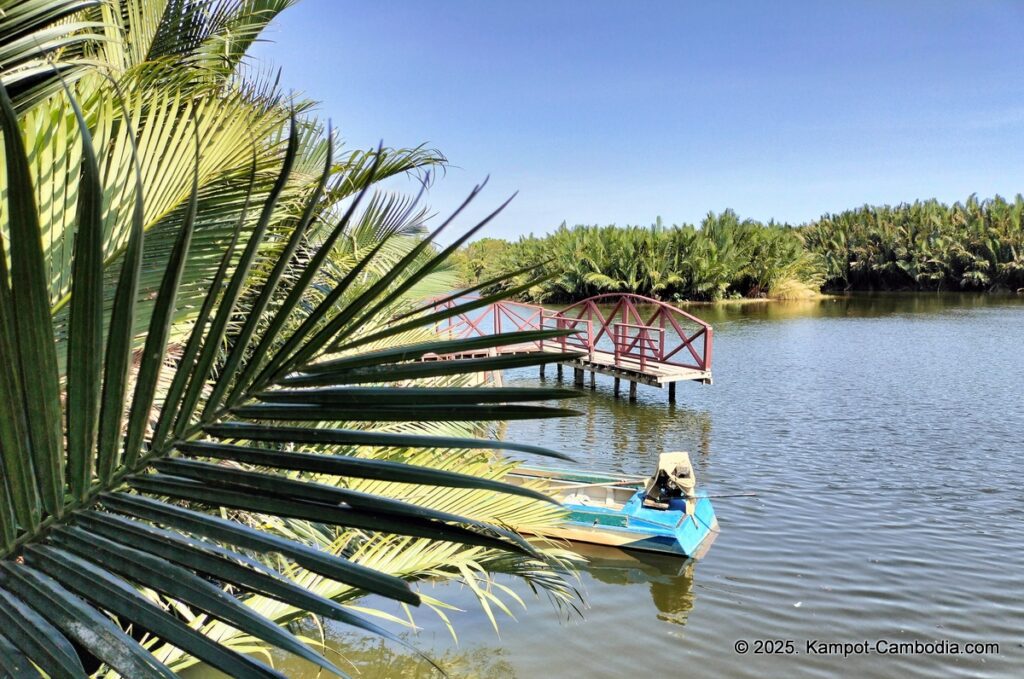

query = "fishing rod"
[698,492,758,499]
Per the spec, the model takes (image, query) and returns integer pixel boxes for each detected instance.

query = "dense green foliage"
[455,211,822,302]
[804,195,1024,292]
[455,196,1024,302]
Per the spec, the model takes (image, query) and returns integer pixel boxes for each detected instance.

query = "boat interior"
[506,468,646,509]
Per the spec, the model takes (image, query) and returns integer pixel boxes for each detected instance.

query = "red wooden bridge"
[430,293,713,402]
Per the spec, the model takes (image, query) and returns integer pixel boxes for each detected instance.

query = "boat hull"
[510,466,719,559]
[548,494,718,558]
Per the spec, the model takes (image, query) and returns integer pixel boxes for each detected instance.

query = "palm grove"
[454,198,1024,303]
[0,1,586,677]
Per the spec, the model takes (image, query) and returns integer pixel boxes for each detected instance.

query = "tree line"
[453,196,1024,302]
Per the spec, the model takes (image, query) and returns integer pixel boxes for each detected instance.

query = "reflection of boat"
[572,543,696,624]
[507,452,718,558]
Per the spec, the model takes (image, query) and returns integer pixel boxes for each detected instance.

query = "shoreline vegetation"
[452,196,1024,304]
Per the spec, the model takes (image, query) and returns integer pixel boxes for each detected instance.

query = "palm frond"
[0,81,577,678]
[0,0,104,113]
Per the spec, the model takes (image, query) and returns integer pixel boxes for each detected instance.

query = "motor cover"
[642,451,697,513]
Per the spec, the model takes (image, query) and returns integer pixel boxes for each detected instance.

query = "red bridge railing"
[553,294,713,371]
[431,299,548,346]
[430,293,713,373]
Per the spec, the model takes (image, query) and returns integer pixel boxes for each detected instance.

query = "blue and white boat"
[508,452,718,559]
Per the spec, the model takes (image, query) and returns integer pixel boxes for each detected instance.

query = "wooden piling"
[629,380,638,402]
[668,382,676,403]
[613,377,621,397]
[589,371,596,389]
[574,367,584,387]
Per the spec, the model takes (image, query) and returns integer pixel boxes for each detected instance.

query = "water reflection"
[683,291,1024,324]
[185,637,515,679]
[507,373,714,474]
[186,544,697,679]
[320,638,516,679]
[574,543,696,626]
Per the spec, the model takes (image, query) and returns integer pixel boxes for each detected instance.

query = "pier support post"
[589,371,596,389]
[668,382,676,404]
[539,365,546,380]
[613,377,621,397]
[629,380,638,402]
[556,364,563,381]
[573,367,584,387]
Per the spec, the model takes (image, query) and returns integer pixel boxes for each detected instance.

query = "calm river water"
[195,293,1024,678]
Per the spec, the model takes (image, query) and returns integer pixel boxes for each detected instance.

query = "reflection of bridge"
[430,293,713,402]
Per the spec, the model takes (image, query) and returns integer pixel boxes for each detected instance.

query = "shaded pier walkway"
[430,294,713,402]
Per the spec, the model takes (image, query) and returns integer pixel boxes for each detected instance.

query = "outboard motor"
[642,451,697,513]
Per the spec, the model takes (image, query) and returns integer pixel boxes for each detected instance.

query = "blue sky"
[251,0,1024,240]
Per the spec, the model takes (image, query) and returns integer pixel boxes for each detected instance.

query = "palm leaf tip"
[0,80,64,517]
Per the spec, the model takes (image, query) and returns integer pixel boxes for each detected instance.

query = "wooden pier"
[428,293,713,402]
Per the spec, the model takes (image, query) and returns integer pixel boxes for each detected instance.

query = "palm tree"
[7,0,441,323]
[799,194,1024,291]
[0,64,582,679]
[0,2,589,675]
[471,192,1024,300]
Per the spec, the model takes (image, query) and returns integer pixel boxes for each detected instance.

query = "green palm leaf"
[0,79,577,677]
[0,0,102,113]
